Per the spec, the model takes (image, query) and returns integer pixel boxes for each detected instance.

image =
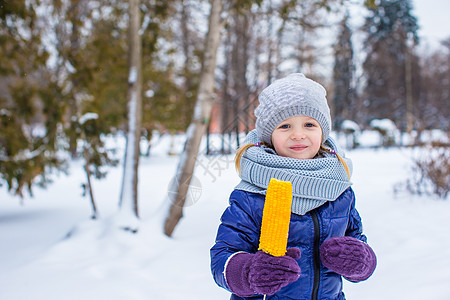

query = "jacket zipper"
[311,210,320,300]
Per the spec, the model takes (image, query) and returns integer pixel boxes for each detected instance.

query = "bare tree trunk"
[221,33,231,154]
[83,157,98,219]
[80,129,98,220]
[233,95,240,148]
[164,0,224,237]
[66,0,84,159]
[266,0,274,84]
[405,39,414,135]
[118,0,142,232]
[180,0,195,125]
[231,11,250,143]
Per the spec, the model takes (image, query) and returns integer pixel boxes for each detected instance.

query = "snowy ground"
[1,133,449,300]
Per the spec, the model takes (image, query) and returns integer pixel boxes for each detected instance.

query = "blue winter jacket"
[210,187,367,300]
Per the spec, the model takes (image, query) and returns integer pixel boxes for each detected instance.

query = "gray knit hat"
[255,73,331,145]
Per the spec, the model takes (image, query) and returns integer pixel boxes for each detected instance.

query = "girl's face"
[271,115,322,159]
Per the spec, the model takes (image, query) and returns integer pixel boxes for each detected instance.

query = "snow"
[79,112,99,125]
[128,67,137,84]
[139,14,151,36]
[341,120,360,132]
[1,132,449,300]
[118,91,139,230]
[413,0,450,49]
[65,60,76,74]
[19,123,47,140]
[145,89,155,98]
[369,118,401,146]
[193,101,203,121]
[369,118,398,133]
[0,146,45,162]
[0,108,11,116]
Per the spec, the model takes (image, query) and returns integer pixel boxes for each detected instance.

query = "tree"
[117,0,143,231]
[51,0,126,218]
[219,26,234,154]
[362,0,420,131]
[0,0,64,197]
[418,38,450,133]
[54,0,93,158]
[140,1,190,146]
[78,113,119,219]
[164,0,225,237]
[332,12,356,131]
[222,7,253,150]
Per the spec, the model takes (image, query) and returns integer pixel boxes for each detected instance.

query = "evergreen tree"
[141,0,199,142]
[0,0,64,197]
[82,2,129,133]
[362,0,419,130]
[332,12,356,131]
[51,0,126,216]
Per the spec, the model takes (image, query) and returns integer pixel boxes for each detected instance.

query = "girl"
[210,73,376,299]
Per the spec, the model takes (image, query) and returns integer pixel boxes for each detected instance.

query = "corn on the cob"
[258,178,293,257]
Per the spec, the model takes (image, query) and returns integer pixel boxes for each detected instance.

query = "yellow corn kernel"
[258,178,293,257]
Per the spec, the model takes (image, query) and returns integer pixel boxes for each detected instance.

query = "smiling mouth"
[290,145,307,151]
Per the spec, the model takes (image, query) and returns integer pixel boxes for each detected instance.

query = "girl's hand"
[320,236,377,282]
[225,248,301,297]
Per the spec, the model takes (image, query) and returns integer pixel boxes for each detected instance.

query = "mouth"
[289,145,308,151]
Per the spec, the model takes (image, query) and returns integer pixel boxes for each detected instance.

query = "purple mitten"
[225,248,301,297]
[320,236,377,282]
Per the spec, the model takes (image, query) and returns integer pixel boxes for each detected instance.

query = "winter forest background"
[1,0,449,299]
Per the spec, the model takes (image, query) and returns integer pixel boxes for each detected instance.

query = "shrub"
[341,120,360,149]
[370,118,398,147]
[406,146,449,199]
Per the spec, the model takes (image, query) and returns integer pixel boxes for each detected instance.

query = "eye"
[305,122,316,128]
[278,124,290,129]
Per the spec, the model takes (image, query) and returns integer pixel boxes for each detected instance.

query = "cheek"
[271,133,287,155]
[317,129,324,144]
[315,133,323,144]
[313,130,323,147]
[271,137,281,152]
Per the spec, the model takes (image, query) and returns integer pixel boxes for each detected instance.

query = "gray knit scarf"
[235,130,353,215]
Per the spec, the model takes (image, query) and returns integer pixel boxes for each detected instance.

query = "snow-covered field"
[1,133,449,300]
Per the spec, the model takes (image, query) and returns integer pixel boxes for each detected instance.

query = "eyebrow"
[304,117,318,122]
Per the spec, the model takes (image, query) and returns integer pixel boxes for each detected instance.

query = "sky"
[347,0,449,48]
[413,0,450,48]
[312,0,449,79]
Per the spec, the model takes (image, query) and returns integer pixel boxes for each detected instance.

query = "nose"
[290,128,306,140]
